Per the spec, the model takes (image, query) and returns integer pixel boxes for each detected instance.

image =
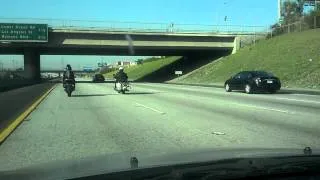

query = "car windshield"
[0,0,320,176]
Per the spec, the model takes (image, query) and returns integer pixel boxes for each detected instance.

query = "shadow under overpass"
[135,50,231,82]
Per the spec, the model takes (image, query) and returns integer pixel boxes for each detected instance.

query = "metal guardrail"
[0,17,269,35]
[52,27,269,36]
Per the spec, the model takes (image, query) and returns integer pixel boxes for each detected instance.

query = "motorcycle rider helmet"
[119,67,124,71]
[66,64,72,70]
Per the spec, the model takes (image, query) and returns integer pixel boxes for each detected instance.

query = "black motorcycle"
[63,79,75,97]
[113,74,130,94]
[114,81,130,94]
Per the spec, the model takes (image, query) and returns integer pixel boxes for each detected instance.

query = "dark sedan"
[92,74,105,83]
[224,71,281,94]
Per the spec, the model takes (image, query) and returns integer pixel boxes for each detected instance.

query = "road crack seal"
[135,102,166,115]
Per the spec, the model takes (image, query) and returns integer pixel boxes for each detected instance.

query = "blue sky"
[0,0,279,70]
[0,0,278,25]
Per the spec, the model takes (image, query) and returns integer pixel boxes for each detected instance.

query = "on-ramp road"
[1,79,320,171]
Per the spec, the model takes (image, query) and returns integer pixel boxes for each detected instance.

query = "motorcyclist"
[114,67,128,88]
[63,64,76,89]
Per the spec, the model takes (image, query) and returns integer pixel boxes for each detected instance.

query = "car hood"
[1,147,318,180]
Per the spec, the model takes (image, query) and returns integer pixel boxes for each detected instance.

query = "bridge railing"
[0,17,269,35]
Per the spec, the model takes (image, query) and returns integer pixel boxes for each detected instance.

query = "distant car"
[224,71,281,94]
[92,74,105,82]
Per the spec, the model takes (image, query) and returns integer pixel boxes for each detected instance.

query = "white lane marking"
[136,84,224,95]
[229,103,294,114]
[140,83,319,97]
[135,102,165,115]
[136,85,293,114]
[136,84,317,112]
[275,97,320,104]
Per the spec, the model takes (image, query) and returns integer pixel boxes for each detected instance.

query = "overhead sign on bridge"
[0,23,48,42]
[83,67,93,72]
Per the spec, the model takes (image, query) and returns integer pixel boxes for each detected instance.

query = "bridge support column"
[232,37,241,54]
[24,49,40,81]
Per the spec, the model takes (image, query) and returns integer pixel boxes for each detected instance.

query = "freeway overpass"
[0,27,240,80]
[0,19,265,81]
[0,27,238,55]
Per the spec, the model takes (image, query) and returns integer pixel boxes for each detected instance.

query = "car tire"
[225,83,232,92]
[245,84,253,94]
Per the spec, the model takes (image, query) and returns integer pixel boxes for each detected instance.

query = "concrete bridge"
[0,22,256,80]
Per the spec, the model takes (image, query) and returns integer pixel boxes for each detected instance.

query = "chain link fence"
[0,17,268,35]
[267,15,320,39]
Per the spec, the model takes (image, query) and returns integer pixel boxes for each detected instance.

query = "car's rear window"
[251,71,274,77]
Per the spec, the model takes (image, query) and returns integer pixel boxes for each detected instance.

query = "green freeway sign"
[0,23,48,42]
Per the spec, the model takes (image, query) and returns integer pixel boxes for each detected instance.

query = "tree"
[268,23,285,38]
[283,1,301,24]
[269,0,320,38]
[16,68,23,71]
[99,66,110,74]
[135,59,143,65]
[304,7,320,28]
[297,0,305,16]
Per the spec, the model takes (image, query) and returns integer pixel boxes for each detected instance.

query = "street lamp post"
[278,0,282,20]
[61,57,65,69]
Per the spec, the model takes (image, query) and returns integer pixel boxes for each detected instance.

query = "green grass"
[172,29,320,89]
[104,56,182,80]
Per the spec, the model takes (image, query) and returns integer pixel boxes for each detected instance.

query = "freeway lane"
[0,81,320,171]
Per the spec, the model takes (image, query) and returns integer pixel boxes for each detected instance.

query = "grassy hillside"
[105,56,182,80]
[171,29,320,89]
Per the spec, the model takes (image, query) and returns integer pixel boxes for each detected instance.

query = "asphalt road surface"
[1,78,320,171]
